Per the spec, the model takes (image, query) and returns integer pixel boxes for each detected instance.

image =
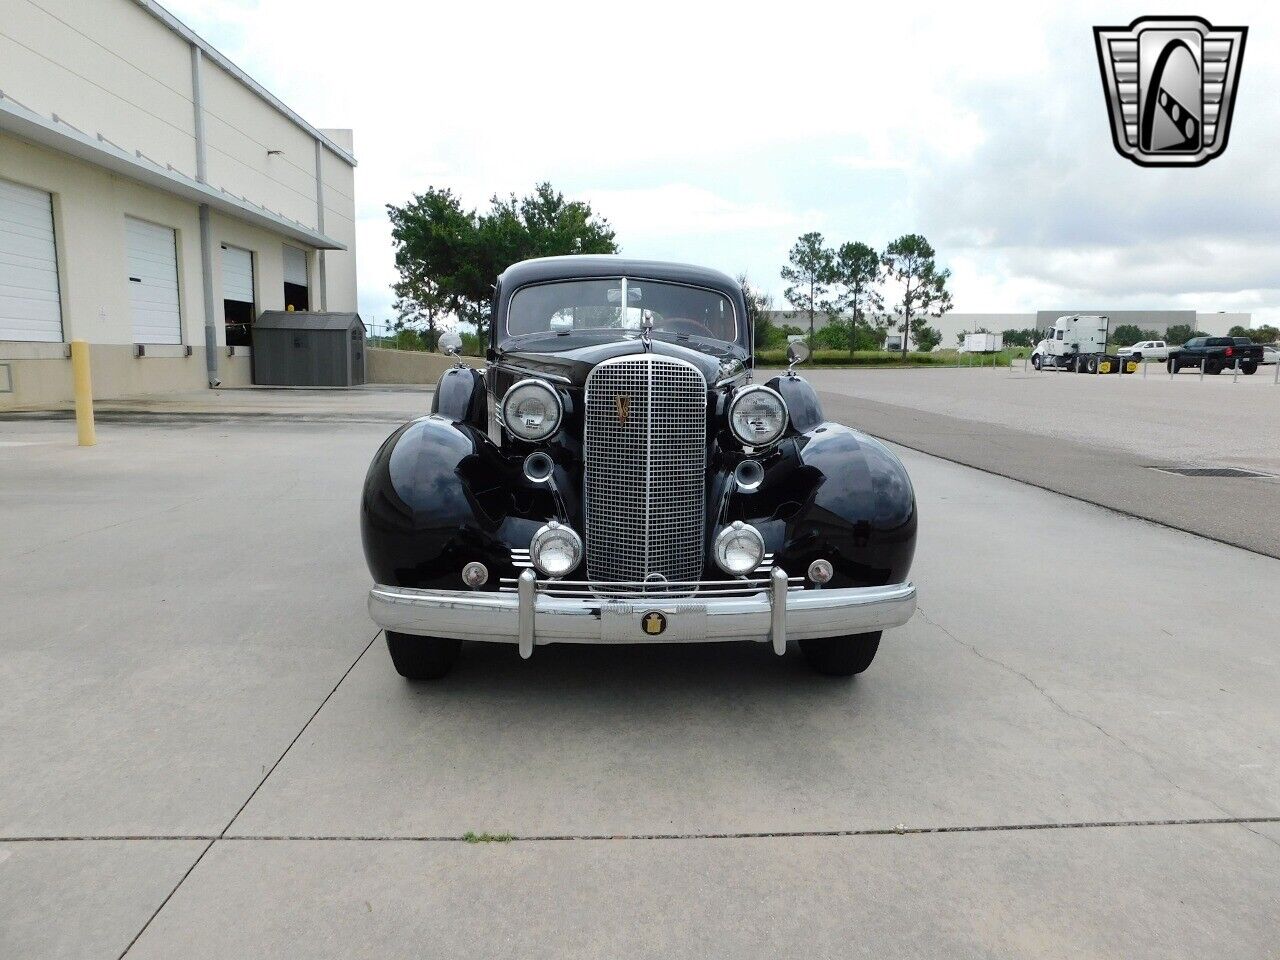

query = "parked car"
[361,257,918,679]
[1117,340,1169,361]
[1260,345,1279,365]
[1167,336,1264,375]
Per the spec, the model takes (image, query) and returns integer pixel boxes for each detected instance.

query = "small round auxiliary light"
[807,559,834,585]
[461,561,489,588]
[523,451,554,484]
[530,521,583,579]
[734,459,764,492]
[713,521,766,577]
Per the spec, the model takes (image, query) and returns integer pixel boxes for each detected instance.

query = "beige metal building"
[0,0,357,408]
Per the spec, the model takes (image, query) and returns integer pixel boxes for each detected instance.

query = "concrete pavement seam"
[114,628,382,958]
[7,817,1278,845]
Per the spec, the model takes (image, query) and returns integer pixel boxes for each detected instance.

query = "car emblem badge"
[642,611,667,635]
[615,394,630,424]
[1094,16,1247,167]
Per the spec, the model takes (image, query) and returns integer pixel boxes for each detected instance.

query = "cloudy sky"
[165,0,1279,327]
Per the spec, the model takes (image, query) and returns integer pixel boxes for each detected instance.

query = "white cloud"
[162,0,1280,323]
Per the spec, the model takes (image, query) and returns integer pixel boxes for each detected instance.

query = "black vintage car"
[361,257,917,678]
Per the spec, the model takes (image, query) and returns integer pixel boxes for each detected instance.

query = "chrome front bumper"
[368,568,917,659]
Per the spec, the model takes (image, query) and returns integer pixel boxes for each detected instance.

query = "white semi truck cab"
[1031,315,1138,374]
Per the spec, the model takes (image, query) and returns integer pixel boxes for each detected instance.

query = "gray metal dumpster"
[251,312,366,387]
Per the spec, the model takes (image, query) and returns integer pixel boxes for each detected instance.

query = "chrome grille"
[584,355,707,583]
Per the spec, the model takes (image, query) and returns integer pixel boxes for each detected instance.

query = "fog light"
[461,561,489,588]
[807,559,833,585]
[714,521,765,576]
[530,521,583,578]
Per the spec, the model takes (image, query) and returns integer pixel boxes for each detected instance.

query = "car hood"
[498,334,743,388]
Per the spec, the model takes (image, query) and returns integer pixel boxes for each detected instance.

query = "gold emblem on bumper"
[642,611,667,635]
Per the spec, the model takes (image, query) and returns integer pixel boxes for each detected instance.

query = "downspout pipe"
[191,44,220,386]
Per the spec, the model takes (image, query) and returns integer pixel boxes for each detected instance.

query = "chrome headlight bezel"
[727,384,789,448]
[501,378,563,443]
[713,521,766,577]
[530,521,583,578]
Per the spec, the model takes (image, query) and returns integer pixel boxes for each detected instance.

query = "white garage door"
[222,245,254,304]
[282,244,308,287]
[125,216,182,344]
[0,178,63,342]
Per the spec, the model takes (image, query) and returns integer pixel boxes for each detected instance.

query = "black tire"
[1031,354,1041,370]
[1206,360,1221,375]
[1243,362,1257,375]
[385,631,461,680]
[799,632,881,676]
[1130,352,1142,363]
[1086,355,1099,374]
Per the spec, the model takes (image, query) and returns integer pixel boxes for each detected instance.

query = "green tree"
[738,273,775,350]
[1163,324,1207,345]
[912,322,942,352]
[781,232,834,344]
[882,234,953,358]
[1110,324,1147,347]
[828,241,883,357]
[1249,324,1279,343]
[1227,324,1250,338]
[387,182,617,344]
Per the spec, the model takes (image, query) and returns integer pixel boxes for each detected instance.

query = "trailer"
[962,332,1003,353]
[1030,315,1139,374]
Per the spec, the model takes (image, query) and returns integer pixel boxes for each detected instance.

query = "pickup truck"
[1168,337,1264,375]
[1117,340,1169,361]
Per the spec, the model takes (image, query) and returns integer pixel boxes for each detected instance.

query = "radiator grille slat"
[584,356,707,583]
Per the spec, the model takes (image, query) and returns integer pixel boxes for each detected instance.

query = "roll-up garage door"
[125,216,182,344]
[0,178,63,342]
[283,245,307,287]
[222,245,254,305]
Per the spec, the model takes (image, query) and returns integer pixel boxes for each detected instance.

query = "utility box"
[962,333,1004,353]
[251,312,366,387]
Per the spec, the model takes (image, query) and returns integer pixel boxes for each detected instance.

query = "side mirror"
[786,338,811,366]
[438,331,463,356]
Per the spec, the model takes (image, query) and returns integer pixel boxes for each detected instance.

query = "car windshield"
[508,279,737,343]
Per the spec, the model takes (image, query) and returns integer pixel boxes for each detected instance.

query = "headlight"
[713,521,766,576]
[728,385,788,447]
[502,379,562,442]
[530,521,582,578]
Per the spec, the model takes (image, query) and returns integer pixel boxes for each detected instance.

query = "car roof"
[496,256,740,294]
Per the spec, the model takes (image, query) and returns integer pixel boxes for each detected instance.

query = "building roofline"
[131,0,357,168]
[0,94,346,250]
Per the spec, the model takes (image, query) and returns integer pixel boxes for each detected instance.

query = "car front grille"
[583,355,707,584]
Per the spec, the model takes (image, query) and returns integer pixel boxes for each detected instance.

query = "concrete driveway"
[2,406,1277,958]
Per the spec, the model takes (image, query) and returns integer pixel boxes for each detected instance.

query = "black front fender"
[360,416,560,589]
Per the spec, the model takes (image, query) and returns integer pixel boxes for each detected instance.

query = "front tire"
[1032,354,1042,370]
[385,631,461,680]
[799,632,881,676]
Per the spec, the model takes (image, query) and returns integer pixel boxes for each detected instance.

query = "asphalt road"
[2,407,1278,959]
[790,366,1280,559]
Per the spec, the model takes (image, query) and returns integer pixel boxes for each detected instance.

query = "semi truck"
[1030,315,1139,374]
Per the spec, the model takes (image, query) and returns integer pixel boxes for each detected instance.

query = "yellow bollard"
[70,339,96,447]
